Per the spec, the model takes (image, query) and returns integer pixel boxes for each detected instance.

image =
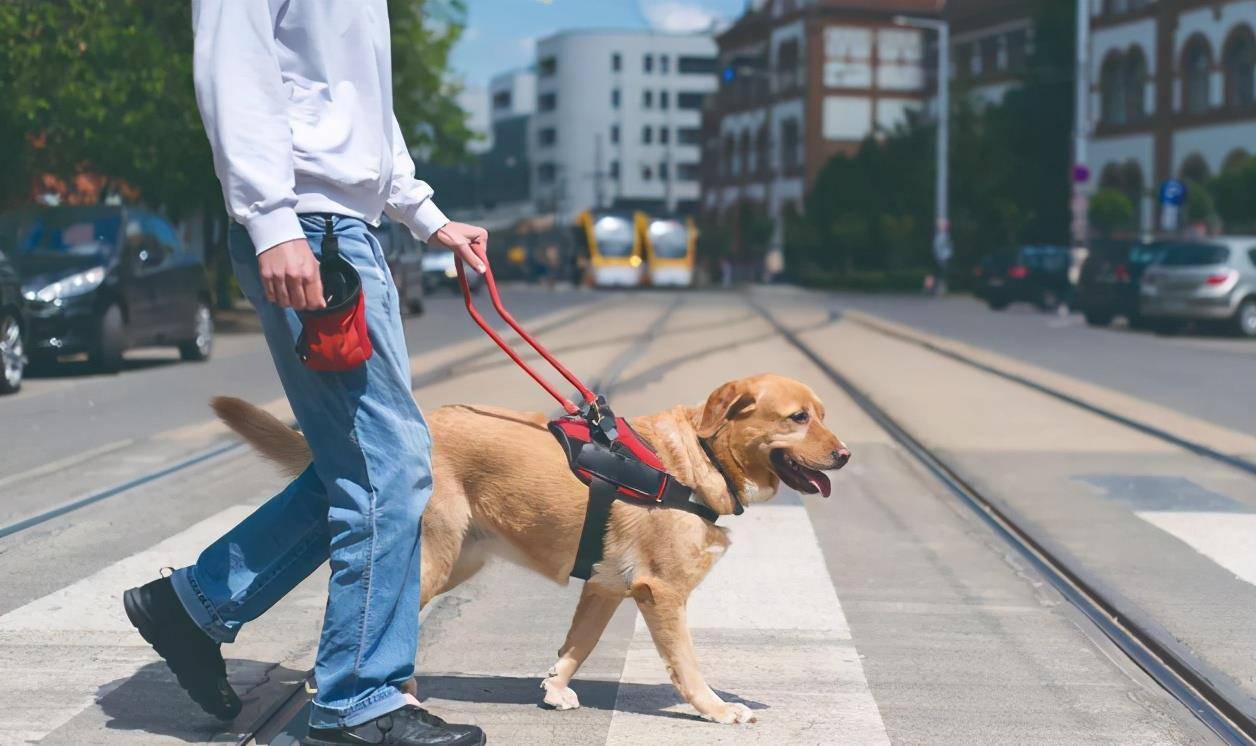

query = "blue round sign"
[1159,179,1187,206]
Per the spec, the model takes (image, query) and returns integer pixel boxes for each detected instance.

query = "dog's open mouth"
[770,449,832,497]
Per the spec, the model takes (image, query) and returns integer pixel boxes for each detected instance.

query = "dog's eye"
[790,411,810,424]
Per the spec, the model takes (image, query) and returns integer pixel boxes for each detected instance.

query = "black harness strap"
[571,478,618,580]
[699,436,745,516]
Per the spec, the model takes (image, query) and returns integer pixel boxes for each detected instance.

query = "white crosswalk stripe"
[1138,511,1256,587]
[0,505,255,744]
[606,492,889,744]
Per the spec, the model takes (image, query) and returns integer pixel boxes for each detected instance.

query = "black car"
[6,206,214,372]
[368,218,425,315]
[1076,239,1164,327]
[975,245,1071,311]
[0,242,27,394]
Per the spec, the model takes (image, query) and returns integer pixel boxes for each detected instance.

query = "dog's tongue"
[807,470,832,498]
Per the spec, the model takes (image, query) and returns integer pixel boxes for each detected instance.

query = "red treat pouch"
[295,218,374,372]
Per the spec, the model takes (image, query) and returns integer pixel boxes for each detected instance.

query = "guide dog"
[212,373,850,724]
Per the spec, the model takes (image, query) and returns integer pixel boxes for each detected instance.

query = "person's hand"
[431,222,490,274]
[259,238,326,311]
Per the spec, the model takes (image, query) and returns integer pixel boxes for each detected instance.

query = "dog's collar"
[698,435,746,516]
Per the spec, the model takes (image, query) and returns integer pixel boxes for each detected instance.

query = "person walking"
[122,3,487,744]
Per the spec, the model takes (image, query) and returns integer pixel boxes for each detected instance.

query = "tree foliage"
[1210,156,1256,231]
[1089,188,1135,237]
[0,0,472,215]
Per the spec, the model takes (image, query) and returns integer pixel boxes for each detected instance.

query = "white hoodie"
[191,0,449,254]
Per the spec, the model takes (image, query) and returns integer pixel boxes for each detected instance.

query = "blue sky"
[448,0,746,88]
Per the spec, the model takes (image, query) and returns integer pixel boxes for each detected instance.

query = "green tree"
[1089,188,1135,237]
[1210,156,1256,231]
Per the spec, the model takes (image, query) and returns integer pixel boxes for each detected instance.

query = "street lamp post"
[894,15,951,294]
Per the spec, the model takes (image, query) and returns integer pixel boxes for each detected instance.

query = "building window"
[739,131,752,177]
[643,126,653,144]
[612,52,622,72]
[539,56,557,77]
[611,88,621,109]
[724,133,737,177]
[678,127,701,145]
[677,92,706,110]
[539,92,557,112]
[660,55,670,74]
[660,90,670,109]
[776,39,800,90]
[610,125,620,144]
[643,90,654,108]
[678,163,700,182]
[756,127,770,176]
[492,90,512,111]
[644,54,654,74]
[996,35,1009,71]
[538,127,557,147]
[1125,49,1148,121]
[1224,28,1256,108]
[969,43,983,76]
[642,164,653,180]
[781,119,800,172]
[679,56,717,74]
[660,127,670,145]
[659,162,670,180]
[1183,37,1214,114]
[610,160,620,179]
[538,163,557,184]
[1100,53,1127,125]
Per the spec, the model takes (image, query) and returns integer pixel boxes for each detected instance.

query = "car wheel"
[0,312,24,395]
[1084,311,1113,327]
[1233,297,1256,339]
[91,305,126,373]
[179,302,214,361]
[987,299,1008,311]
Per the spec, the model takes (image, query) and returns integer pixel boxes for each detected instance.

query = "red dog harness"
[452,255,729,580]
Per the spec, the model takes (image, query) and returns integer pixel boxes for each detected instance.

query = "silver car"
[1139,237,1256,337]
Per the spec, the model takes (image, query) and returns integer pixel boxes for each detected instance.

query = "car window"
[1156,243,1230,266]
[143,214,181,254]
[18,213,120,259]
[1129,245,1162,265]
[1249,248,1256,267]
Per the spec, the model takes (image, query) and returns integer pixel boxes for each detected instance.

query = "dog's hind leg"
[541,584,623,710]
[631,578,756,725]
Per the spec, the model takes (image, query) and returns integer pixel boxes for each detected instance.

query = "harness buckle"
[581,396,619,445]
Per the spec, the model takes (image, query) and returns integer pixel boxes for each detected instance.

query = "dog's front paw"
[540,677,581,710]
[701,701,756,724]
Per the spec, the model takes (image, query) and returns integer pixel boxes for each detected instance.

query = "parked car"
[1139,237,1256,337]
[975,245,1071,311]
[0,238,28,394]
[5,205,214,372]
[1076,239,1164,327]
[369,219,425,315]
[422,247,484,294]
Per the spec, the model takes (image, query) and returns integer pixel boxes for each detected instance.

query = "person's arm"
[191,0,322,309]
[384,116,489,272]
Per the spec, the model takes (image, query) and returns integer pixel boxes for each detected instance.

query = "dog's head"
[696,374,849,501]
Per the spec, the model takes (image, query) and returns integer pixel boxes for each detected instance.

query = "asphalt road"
[3,285,1250,744]
[827,292,1256,436]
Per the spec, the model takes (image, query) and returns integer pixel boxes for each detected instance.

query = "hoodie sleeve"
[191,0,304,255]
[383,115,450,242]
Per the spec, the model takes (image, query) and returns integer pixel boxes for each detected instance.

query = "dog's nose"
[832,448,851,469]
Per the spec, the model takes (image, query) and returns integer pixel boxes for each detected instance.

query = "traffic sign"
[1159,179,1187,207]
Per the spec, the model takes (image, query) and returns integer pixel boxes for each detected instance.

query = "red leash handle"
[454,254,596,415]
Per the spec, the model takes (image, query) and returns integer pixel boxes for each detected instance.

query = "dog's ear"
[697,379,758,437]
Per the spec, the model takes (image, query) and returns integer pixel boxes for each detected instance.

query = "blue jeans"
[171,215,431,728]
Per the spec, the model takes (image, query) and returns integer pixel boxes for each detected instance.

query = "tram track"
[0,298,615,544]
[750,297,1256,745]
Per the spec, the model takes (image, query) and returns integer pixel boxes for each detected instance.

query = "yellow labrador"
[212,373,850,724]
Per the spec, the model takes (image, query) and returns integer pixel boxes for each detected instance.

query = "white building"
[1087,0,1256,231]
[530,29,719,219]
[490,68,536,123]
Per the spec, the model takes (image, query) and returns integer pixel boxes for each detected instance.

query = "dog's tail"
[210,397,311,478]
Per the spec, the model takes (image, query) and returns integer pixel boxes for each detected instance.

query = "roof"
[943,0,1034,34]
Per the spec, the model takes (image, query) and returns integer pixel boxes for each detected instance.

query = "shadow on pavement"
[416,673,768,721]
[95,659,308,743]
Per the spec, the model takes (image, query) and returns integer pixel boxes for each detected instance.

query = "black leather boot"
[122,575,242,720]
